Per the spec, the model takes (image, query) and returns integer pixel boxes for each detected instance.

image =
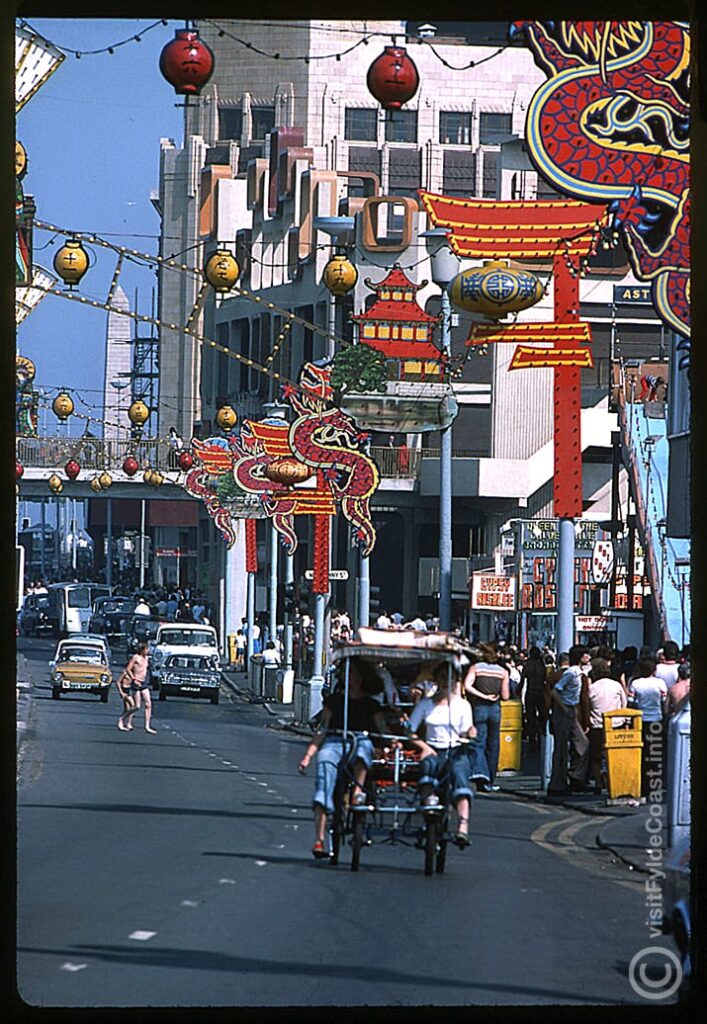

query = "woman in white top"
[587,658,627,793]
[407,663,476,847]
[628,655,668,796]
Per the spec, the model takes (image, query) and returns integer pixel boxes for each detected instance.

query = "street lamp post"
[422,228,460,632]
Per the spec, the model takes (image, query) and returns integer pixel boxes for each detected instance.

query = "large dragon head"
[288,360,334,417]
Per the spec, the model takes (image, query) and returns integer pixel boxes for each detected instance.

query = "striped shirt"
[553,665,583,706]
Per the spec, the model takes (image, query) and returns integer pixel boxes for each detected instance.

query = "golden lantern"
[98,471,113,490]
[53,391,74,421]
[322,254,358,296]
[216,404,237,431]
[128,400,150,428]
[449,260,544,319]
[16,140,28,179]
[90,476,103,493]
[265,458,313,486]
[53,238,89,289]
[48,473,63,494]
[150,471,164,487]
[204,248,240,293]
[143,469,155,485]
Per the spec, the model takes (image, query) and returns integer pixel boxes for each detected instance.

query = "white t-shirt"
[408,695,472,749]
[588,677,627,729]
[261,648,280,666]
[375,615,391,629]
[655,662,680,688]
[134,601,151,616]
[628,676,668,723]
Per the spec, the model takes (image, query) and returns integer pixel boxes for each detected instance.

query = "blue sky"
[17,18,184,436]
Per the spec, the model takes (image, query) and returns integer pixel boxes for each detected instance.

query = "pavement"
[219,664,662,874]
[17,656,661,876]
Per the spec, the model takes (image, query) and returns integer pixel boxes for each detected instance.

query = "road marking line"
[255,860,267,866]
[222,761,232,766]
[556,818,605,846]
[60,962,88,972]
[530,817,578,845]
[258,782,268,787]
[266,789,277,794]
[275,844,285,849]
[128,931,156,941]
[219,878,236,884]
[181,900,198,907]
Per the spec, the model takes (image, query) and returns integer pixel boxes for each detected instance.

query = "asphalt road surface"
[17,636,652,1007]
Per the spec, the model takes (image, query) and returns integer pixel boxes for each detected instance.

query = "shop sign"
[471,573,516,610]
[576,615,614,633]
[591,540,615,584]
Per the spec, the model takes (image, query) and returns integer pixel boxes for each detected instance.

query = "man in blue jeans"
[549,646,590,795]
[463,643,511,792]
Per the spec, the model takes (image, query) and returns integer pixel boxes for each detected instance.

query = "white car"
[148,623,220,690]
[51,634,111,669]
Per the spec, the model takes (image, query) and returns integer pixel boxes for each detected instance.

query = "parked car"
[88,596,137,641]
[49,640,112,702]
[148,623,220,690]
[126,615,163,654]
[18,593,53,637]
[158,653,221,704]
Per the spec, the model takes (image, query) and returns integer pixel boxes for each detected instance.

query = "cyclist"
[298,657,386,859]
[406,663,476,847]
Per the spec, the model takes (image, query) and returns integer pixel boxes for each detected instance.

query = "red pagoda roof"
[352,266,440,326]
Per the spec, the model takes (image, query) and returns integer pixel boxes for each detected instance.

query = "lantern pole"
[245,519,258,683]
[269,521,279,648]
[284,550,294,672]
[40,497,47,581]
[106,495,113,591]
[139,498,146,589]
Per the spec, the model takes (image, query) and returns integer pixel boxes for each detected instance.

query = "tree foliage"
[330,344,388,403]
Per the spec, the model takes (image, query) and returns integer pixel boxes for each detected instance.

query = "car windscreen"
[67,587,92,609]
[132,619,160,636]
[159,630,216,647]
[59,647,105,664]
[34,596,50,609]
[165,655,213,670]
[97,600,135,614]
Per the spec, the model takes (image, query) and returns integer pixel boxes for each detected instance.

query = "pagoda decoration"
[351,265,443,382]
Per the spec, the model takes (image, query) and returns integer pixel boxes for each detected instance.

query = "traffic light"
[369,585,381,614]
[298,579,312,616]
[284,581,297,614]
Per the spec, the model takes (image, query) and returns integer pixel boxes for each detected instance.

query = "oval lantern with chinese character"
[366,46,419,110]
[322,254,358,296]
[216,405,237,431]
[16,460,24,480]
[123,455,139,477]
[159,28,214,96]
[53,239,89,289]
[53,392,74,421]
[48,474,63,495]
[177,450,194,471]
[64,459,80,481]
[265,458,313,486]
[128,400,150,428]
[98,472,113,491]
[90,476,103,493]
[205,249,240,293]
[449,260,544,319]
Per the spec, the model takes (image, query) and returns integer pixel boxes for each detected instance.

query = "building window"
[384,109,417,143]
[482,151,499,198]
[388,147,421,197]
[345,108,378,141]
[479,112,512,144]
[440,111,472,145]
[536,176,565,201]
[219,107,242,141]
[442,150,476,197]
[252,105,275,141]
[347,146,381,197]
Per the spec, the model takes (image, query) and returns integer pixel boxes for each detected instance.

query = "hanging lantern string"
[264,319,294,368]
[18,17,169,57]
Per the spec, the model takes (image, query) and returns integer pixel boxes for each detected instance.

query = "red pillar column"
[553,251,583,518]
[312,514,330,594]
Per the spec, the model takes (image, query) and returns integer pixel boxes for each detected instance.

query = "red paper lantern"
[177,450,194,471]
[64,459,81,481]
[159,28,214,96]
[366,46,419,110]
[16,459,24,480]
[122,456,139,477]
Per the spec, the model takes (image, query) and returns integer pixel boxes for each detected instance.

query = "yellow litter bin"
[603,708,643,799]
[497,699,523,773]
[227,634,238,665]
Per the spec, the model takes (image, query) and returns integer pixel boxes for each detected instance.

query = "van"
[46,583,111,636]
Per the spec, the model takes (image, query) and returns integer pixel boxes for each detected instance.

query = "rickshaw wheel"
[435,837,448,874]
[424,816,437,876]
[351,813,364,872]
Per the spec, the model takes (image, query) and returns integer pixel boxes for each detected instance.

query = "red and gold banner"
[509,346,594,369]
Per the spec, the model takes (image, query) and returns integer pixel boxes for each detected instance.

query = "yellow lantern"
[204,248,240,293]
[98,471,113,490]
[128,400,150,427]
[265,458,312,486]
[90,476,103,493]
[143,469,155,485]
[150,471,164,487]
[53,238,89,289]
[53,392,74,421]
[48,473,63,494]
[216,405,237,431]
[449,260,544,319]
[322,254,358,296]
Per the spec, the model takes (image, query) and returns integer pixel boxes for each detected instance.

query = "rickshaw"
[325,627,474,876]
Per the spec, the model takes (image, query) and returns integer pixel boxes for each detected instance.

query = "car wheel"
[210,692,219,705]
[100,690,109,703]
[159,691,166,701]
[52,687,60,700]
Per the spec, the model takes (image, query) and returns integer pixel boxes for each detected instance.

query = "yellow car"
[50,640,112,702]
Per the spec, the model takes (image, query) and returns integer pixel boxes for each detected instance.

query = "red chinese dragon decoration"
[513,20,690,341]
[182,362,379,558]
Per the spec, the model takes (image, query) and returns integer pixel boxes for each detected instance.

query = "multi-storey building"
[154,19,668,645]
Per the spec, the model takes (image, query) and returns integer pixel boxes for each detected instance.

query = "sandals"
[454,817,471,848]
[312,840,328,860]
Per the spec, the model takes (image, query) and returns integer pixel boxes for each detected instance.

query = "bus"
[46,583,111,636]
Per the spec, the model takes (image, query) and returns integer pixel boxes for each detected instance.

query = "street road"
[17,637,650,1007]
